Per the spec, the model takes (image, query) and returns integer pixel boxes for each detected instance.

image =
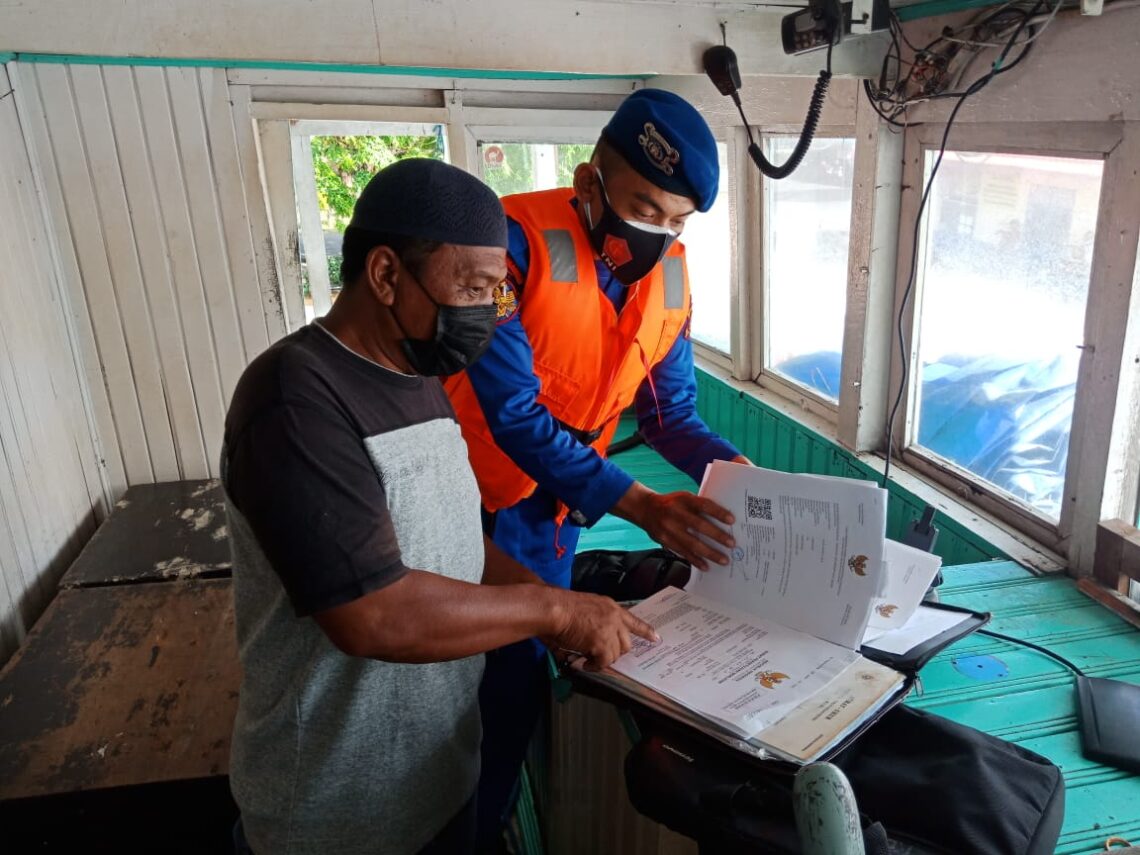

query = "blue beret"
[601,90,719,212]
[349,158,507,249]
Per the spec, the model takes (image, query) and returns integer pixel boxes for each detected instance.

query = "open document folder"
[568,461,989,766]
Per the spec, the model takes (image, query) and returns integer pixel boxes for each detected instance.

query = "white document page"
[757,657,905,763]
[574,654,905,764]
[688,460,888,649]
[613,587,860,736]
[862,604,973,653]
[865,539,943,633]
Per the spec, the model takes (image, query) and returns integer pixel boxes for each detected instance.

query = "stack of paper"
[606,587,905,763]
[589,461,967,764]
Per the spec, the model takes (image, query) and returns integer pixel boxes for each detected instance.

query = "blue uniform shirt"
[465,214,741,528]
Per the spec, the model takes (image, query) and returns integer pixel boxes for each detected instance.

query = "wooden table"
[0,579,240,851]
[58,479,231,589]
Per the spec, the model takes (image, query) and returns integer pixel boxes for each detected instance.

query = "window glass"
[764,136,856,401]
[913,150,1102,520]
[301,131,445,321]
[478,142,593,196]
[685,142,732,353]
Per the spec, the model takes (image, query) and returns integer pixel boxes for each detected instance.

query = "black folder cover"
[860,603,990,673]
[1076,675,1140,774]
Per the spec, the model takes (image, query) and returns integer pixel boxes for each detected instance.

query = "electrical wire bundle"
[864,0,1059,130]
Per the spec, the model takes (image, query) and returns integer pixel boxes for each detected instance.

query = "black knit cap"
[348,158,508,249]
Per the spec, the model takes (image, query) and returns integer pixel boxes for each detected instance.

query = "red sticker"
[603,234,632,268]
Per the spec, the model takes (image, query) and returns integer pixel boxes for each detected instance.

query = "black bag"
[624,703,1065,855]
[570,548,691,601]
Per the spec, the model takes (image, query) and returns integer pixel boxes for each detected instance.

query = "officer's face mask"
[583,168,678,287]
[392,267,497,376]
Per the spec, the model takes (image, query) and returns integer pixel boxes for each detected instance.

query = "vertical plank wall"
[0,64,105,662]
[16,62,276,494]
[695,370,1005,566]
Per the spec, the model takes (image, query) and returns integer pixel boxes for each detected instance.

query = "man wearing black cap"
[442,89,750,849]
[221,158,657,855]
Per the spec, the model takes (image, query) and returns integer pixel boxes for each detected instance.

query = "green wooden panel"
[895,0,1015,23]
[694,370,1008,564]
[885,495,911,543]
[1056,779,1140,854]
[744,405,764,465]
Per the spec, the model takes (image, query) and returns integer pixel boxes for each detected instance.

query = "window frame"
[253,101,620,334]
[465,107,612,189]
[752,124,858,423]
[685,128,736,371]
[243,81,1140,582]
[292,119,448,320]
[470,132,602,199]
[890,121,1131,554]
[254,106,453,331]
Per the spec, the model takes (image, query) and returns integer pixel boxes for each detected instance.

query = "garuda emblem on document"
[848,555,869,576]
[756,670,790,689]
[876,603,898,618]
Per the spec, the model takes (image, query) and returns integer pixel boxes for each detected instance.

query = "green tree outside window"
[307,133,443,292]
[311,134,444,231]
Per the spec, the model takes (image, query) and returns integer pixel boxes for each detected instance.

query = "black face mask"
[394,271,497,376]
[584,170,678,286]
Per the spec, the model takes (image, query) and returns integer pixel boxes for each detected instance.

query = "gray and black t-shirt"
[222,322,485,855]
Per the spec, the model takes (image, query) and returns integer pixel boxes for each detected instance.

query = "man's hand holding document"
[575,461,982,765]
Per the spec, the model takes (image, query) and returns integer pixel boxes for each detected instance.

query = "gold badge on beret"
[638,122,681,176]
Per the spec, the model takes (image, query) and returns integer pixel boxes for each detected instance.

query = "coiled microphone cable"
[704,39,833,180]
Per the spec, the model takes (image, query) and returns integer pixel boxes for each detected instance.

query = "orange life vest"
[443,187,691,513]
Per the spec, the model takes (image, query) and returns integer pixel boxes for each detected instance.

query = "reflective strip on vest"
[664,256,685,309]
[543,229,578,283]
[444,188,691,513]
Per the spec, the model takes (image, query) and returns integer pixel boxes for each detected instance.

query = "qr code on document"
[746,494,773,521]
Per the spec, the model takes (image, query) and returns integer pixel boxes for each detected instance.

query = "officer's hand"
[547,590,659,672]
[617,484,735,571]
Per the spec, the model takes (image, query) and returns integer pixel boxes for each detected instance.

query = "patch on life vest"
[638,122,681,177]
[493,277,519,324]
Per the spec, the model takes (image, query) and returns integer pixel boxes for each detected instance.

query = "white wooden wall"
[0,0,888,79]
[14,63,279,491]
[0,63,104,662]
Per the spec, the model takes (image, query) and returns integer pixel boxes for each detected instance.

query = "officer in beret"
[441,90,750,850]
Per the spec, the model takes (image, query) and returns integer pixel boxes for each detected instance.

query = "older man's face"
[397,243,507,340]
